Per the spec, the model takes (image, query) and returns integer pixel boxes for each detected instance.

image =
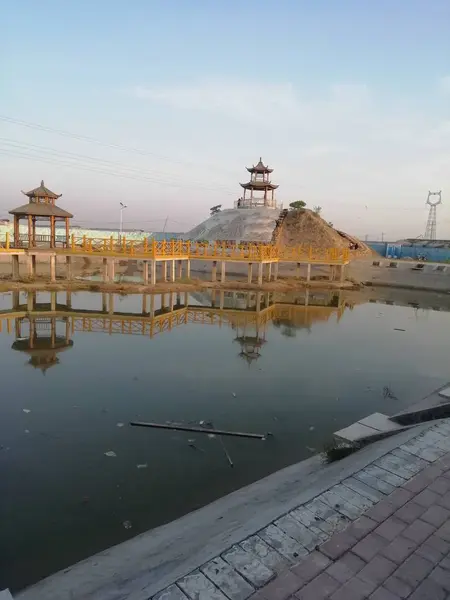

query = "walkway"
[154,421,450,600]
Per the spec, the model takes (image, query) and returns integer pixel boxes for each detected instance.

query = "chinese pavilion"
[238,158,278,209]
[9,181,73,248]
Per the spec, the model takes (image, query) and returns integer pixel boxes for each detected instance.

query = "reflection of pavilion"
[11,291,73,373]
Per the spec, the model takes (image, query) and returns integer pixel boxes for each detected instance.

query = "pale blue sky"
[2,0,450,238]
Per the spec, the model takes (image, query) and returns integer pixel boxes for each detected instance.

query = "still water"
[1,287,450,591]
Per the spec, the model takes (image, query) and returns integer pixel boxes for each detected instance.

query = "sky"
[2,0,450,239]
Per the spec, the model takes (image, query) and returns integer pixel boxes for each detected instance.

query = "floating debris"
[383,386,399,400]
[24,430,30,434]
[23,409,31,414]
[306,446,316,453]
[309,426,315,431]
[104,450,117,458]
[232,392,237,398]
[130,421,267,440]
[116,423,125,428]
[136,463,148,469]
[394,328,406,332]
[122,520,132,530]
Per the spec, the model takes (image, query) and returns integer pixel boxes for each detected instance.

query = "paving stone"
[201,557,254,600]
[222,545,275,588]
[290,506,330,533]
[320,530,358,560]
[375,454,418,480]
[390,448,429,474]
[424,533,450,557]
[421,505,450,528]
[430,566,450,591]
[365,501,397,523]
[342,477,385,503]
[346,516,378,540]
[409,577,447,600]
[353,468,396,495]
[436,521,450,542]
[363,464,407,488]
[259,525,309,563]
[352,533,389,562]
[414,489,441,508]
[303,498,350,534]
[374,517,407,541]
[153,584,190,600]
[357,555,397,586]
[328,576,375,600]
[428,476,450,496]
[381,535,418,564]
[294,572,340,600]
[331,483,374,511]
[256,570,302,600]
[404,472,436,494]
[394,500,427,524]
[290,551,331,585]
[402,520,435,544]
[384,575,413,599]
[438,493,450,511]
[318,489,364,521]
[178,571,229,600]
[387,488,414,508]
[393,553,434,588]
[401,441,446,462]
[241,535,289,574]
[369,587,403,600]
[439,555,450,571]
[416,539,450,564]
[325,552,365,584]
[274,514,322,551]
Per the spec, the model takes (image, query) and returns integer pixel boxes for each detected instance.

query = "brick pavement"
[251,450,450,600]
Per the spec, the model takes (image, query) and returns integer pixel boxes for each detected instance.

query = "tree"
[313,205,322,215]
[289,201,306,210]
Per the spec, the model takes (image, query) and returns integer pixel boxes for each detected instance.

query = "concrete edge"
[16,421,437,600]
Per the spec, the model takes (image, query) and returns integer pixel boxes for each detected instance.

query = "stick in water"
[130,421,267,440]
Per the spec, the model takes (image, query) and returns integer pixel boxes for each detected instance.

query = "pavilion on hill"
[238,158,279,209]
[9,180,73,248]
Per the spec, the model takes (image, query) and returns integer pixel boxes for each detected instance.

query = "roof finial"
[41,180,44,187]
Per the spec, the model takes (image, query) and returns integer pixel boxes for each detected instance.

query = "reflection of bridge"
[0,289,346,370]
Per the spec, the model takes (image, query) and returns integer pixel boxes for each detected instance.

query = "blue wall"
[367,241,450,262]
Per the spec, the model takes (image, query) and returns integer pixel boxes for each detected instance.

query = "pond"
[1,286,450,592]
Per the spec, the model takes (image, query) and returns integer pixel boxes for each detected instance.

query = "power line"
[0,114,237,178]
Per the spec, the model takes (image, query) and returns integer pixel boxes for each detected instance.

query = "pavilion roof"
[9,202,73,218]
[240,181,278,190]
[22,180,61,200]
[246,158,273,174]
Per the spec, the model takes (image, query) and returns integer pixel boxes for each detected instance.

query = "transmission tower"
[424,191,442,240]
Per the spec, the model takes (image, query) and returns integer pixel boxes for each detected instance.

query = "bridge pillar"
[151,260,156,285]
[170,292,174,311]
[267,262,272,281]
[27,255,36,278]
[211,261,217,282]
[108,259,115,282]
[27,291,35,312]
[257,263,263,285]
[177,260,183,279]
[12,254,20,280]
[273,262,279,281]
[170,260,176,282]
[142,294,148,315]
[67,291,72,309]
[12,290,20,309]
[108,293,114,314]
[296,262,301,278]
[50,255,56,282]
[247,263,252,284]
[306,263,311,283]
[186,259,191,279]
[143,261,149,285]
[256,292,261,312]
[219,290,225,309]
[66,256,72,280]
[340,264,345,284]
[149,294,155,318]
[220,261,226,283]
[102,292,107,313]
[329,265,335,281]
[51,291,57,311]
[102,258,109,282]
[163,261,168,282]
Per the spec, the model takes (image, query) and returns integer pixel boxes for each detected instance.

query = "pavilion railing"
[0,233,350,263]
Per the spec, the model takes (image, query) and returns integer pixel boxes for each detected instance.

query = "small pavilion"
[238,158,278,209]
[9,181,73,248]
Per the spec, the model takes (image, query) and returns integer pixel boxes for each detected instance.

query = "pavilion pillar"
[186,259,191,279]
[49,255,56,282]
[142,294,148,315]
[149,294,155,318]
[12,254,20,280]
[66,291,72,309]
[329,265,335,281]
[66,256,72,280]
[306,263,311,283]
[170,292,174,311]
[267,262,272,281]
[219,290,225,310]
[247,263,252,284]
[14,216,19,248]
[108,259,115,282]
[27,291,34,312]
[273,262,279,281]
[26,254,35,278]
[163,261,168,282]
[257,262,263,285]
[305,288,310,306]
[177,260,183,279]
[183,292,188,306]
[296,263,301,278]
[108,293,114,314]
[220,261,226,283]
[211,261,217,282]
[27,215,33,248]
[256,292,261,312]
[102,293,107,313]
[170,260,175,282]
[340,264,345,284]
[50,216,56,248]
[102,258,109,282]
[143,261,149,285]
[151,260,156,285]
[51,291,57,311]
[65,217,70,248]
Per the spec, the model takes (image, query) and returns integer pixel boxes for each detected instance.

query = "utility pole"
[119,202,127,241]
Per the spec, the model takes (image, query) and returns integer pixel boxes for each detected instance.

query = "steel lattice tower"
[425,191,442,240]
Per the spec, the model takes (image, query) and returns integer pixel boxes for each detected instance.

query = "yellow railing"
[0,233,350,263]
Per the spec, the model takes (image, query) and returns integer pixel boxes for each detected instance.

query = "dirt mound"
[277,209,373,259]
